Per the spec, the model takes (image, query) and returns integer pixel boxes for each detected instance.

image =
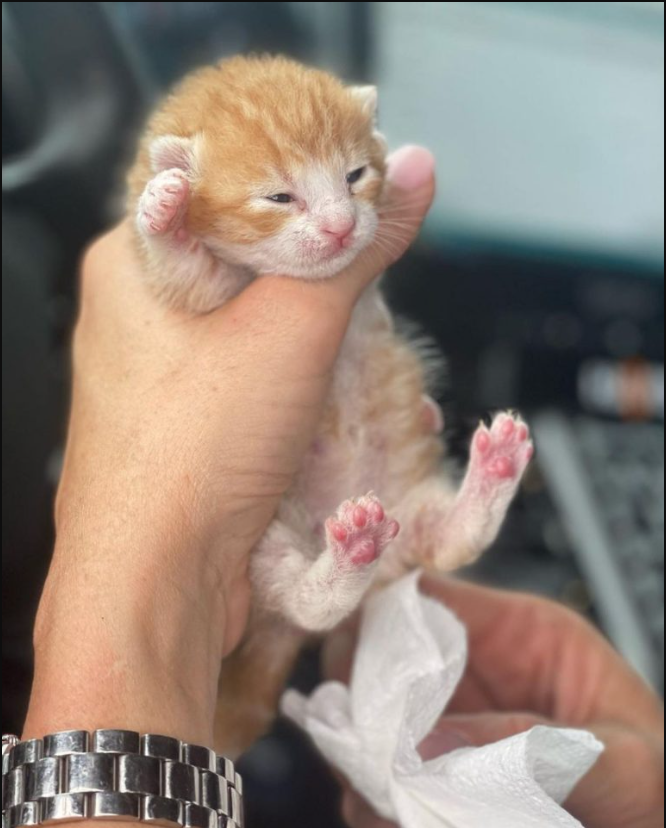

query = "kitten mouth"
[320,248,351,267]
[323,239,356,260]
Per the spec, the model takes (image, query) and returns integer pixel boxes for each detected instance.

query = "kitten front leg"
[394,412,534,571]
[137,168,190,237]
[136,168,250,312]
[253,495,399,632]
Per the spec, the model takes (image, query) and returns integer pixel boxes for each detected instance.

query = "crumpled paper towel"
[282,571,604,827]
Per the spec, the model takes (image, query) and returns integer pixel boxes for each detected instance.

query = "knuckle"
[516,592,592,636]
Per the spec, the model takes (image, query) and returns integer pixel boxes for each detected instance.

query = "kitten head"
[147,56,387,279]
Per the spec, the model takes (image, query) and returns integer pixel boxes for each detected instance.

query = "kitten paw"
[326,494,399,567]
[138,169,189,236]
[471,412,534,483]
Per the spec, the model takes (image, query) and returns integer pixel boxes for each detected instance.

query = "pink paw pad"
[138,169,189,236]
[326,494,399,567]
[472,412,534,482]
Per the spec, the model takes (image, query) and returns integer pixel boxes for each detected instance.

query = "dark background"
[3,4,664,827]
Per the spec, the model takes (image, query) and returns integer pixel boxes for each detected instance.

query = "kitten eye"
[267,193,295,203]
[346,167,366,185]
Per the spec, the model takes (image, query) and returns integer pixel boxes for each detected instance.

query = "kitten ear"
[373,131,388,156]
[350,85,378,121]
[351,85,387,154]
[149,135,196,174]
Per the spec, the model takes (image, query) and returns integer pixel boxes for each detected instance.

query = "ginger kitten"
[128,55,533,756]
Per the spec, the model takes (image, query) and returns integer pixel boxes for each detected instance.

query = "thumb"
[337,145,435,301]
[221,145,436,374]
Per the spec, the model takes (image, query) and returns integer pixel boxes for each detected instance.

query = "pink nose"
[320,217,356,243]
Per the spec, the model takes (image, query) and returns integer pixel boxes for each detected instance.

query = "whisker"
[378,219,421,231]
[374,237,409,250]
[374,228,415,243]
[371,236,404,258]
[379,213,422,222]
[378,209,429,222]
[379,194,433,212]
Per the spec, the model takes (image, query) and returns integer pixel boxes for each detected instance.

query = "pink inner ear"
[149,136,194,173]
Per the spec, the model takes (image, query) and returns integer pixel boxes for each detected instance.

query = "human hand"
[325,577,665,828]
[22,146,435,746]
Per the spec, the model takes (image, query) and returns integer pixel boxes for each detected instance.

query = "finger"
[322,578,570,700]
[420,576,559,712]
[322,578,544,694]
[566,723,664,828]
[338,145,435,299]
[420,575,553,643]
[326,576,661,734]
[341,790,394,828]
[419,575,660,729]
[419,712,551,760]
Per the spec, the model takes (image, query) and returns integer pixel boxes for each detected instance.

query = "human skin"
[21,146,435,752]
[324,577,665,828]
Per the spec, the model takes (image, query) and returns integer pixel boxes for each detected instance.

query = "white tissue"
[282,572,604,828]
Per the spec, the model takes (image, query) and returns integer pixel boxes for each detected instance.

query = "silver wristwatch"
[1,732,244,828]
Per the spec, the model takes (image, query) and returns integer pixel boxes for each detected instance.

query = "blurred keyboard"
[533,412,665,690]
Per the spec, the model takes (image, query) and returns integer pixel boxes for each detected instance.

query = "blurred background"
[2,2,664,826]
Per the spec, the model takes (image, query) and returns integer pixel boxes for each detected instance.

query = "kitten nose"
[320,216,356,243]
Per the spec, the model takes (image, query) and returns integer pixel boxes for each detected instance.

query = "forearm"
[22,532,227,745]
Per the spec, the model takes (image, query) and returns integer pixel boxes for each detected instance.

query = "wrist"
[24,536,228,745]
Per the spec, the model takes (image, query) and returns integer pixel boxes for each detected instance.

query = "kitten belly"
[293,291,443,529]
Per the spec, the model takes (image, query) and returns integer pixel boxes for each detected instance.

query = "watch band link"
[2,732,243,828]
